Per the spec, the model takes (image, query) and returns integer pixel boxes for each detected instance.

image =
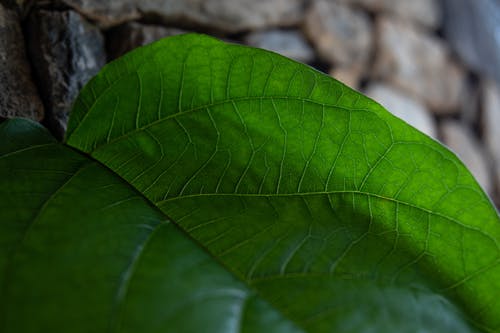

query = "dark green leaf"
[0,119,300,333]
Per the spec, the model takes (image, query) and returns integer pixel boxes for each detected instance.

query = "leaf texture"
[1,34,499,332]
[66,34,500,331]
[0,119,300,333]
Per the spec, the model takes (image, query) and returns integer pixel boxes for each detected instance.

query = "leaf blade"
[0,119,301,333]
[65,34,500,331]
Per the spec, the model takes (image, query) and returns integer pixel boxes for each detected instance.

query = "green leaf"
[2,34,499,332]
[0,119,300,333]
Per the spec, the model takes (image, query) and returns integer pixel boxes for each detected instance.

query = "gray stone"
[483,79,500,193]
[304,0,372,67]
[27,9,106,139]
[59,0,305,31]
[338,0,441,29]
[244,29,314,63]
[54,0,140,26]
[440,120,492,195]
[364,83,437,138]
[442,0,500,85]
[1,0,24,12]
[0,2,44,121]
[458,76,481,128]
[483,79,500,160]
[386,0,440,29]
[373,17,465,114]
[107,23,186,60]
[199,0,304,32]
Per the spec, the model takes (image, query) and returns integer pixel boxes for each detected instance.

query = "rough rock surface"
[304,0,372,68]
[27,9,106,138]
[244,29,314,63]
[441,120,492,194]
[374,17,465,113]
[55,0,140,25]
[365,83,437,138]
[338,0,441,29]
[107,23,186,60]
[59,0,305,31]
[0,2,44,120]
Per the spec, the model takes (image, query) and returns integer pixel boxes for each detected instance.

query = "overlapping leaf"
[0,119,300,333]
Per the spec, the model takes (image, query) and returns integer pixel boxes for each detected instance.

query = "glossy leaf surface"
[2,34,500,332]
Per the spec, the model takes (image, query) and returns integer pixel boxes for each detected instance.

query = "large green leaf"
[2,34,499,332]
[0,119,300,333]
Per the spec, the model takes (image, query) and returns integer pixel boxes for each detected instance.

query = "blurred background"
[1,0,499,208]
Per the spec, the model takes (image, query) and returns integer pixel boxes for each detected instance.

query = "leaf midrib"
[70,95,379,153]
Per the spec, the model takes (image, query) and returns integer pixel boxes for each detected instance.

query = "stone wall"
[1,0,499,208]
